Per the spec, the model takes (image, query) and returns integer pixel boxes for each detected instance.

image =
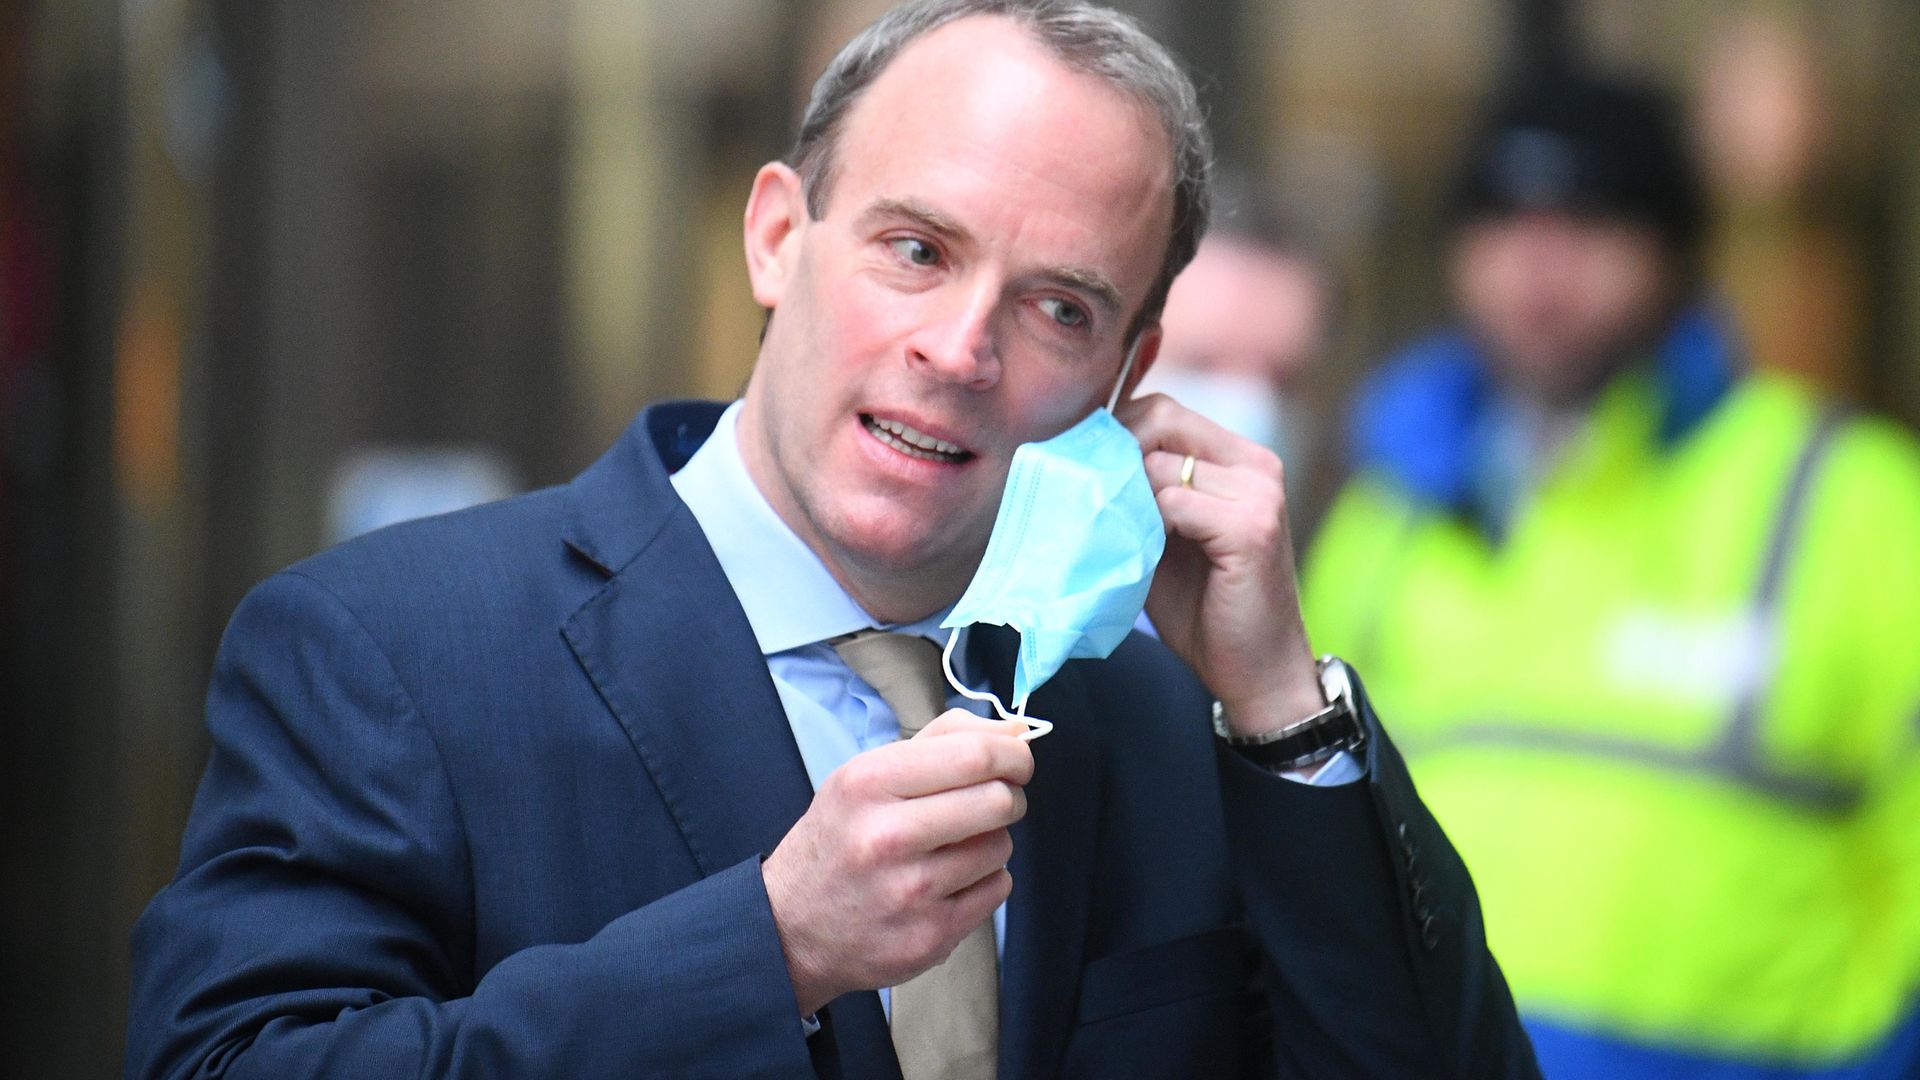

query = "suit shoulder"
[292,485,565,584]
[259,484,602,644]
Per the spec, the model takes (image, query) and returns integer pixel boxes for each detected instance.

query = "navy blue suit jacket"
[127,402,1539,1079]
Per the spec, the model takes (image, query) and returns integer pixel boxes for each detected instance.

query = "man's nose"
[909,284,1001,389]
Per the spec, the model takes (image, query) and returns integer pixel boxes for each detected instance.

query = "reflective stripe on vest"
[1377,409,1852,813]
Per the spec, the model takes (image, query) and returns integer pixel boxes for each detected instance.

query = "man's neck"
[829,557,972,628]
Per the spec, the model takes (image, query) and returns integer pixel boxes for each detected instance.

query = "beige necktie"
[831,630,999,1080]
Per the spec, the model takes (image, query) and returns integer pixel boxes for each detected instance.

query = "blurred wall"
[3,1,1918,1076]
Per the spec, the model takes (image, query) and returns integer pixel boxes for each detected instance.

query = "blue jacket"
[126,402,1539,1079]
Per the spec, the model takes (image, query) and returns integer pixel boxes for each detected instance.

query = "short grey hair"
[789,0,1213,341]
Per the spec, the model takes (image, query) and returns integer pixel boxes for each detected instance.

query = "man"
[1137,180,1333,511]
[1303,71,1920,1079]
[127,3,1538,1077]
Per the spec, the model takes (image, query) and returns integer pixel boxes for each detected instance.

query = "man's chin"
[1490,345,1627,408]
[852,535,979,583]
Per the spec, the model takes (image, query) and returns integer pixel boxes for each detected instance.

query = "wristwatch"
[1212,656,1365,771]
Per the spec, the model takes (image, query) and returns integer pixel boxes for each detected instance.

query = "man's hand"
[762,711,1033,1016]
[1116,392,1325,737]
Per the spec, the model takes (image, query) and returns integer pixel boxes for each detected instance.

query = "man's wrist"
[762,851,838,1017]
[1212,657,1367,773]
[1217,660,1325,739]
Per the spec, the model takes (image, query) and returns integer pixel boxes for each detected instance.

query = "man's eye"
[1037,297,1089,329]
[888,237,940,267]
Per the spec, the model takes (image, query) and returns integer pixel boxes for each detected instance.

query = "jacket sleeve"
[1215,672,1542,1080]
[125,571,816,1080]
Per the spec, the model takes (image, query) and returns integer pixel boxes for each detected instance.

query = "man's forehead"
[851,22,1165,169]
[823,16,1174,271]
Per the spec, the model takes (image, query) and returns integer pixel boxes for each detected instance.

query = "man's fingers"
[917,827,1017,900]
[1142,449,1281,502]
[943,865,1014,930]
[875,725,1035,799]
[1156,480,1292,554]
[1152,485,1233,549]
[1117,391,1271,467]
[894,779,1028,850]
[916,710,1026,740]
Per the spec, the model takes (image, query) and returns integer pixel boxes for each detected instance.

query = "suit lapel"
[978,628,1104,1080]
[561,515,818,872]
[561,403,817,873]
[559,403,901,1076]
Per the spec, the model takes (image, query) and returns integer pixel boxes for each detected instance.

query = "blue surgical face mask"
[939,345,1165,737]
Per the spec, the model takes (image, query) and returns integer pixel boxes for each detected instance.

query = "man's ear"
[743,162,808,309]
[1119,323,1163,401]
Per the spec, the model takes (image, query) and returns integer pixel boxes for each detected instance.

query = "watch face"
[1317,655,1357,710]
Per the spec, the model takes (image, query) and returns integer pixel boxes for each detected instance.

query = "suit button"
[1411,877,1429,907]
[1421,914,1440,950]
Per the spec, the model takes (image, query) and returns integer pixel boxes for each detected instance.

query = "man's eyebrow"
[858,197,970,241]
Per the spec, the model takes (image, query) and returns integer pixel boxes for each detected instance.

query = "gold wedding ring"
[1179,453,1197,490]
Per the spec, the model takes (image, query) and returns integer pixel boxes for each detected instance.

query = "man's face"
[736,16,1173,619]
[1451,211,1675,405]
[1157,235,1325,391]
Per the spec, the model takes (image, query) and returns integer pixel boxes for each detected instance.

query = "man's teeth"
[877,418,964,455]
[866,416,968,461]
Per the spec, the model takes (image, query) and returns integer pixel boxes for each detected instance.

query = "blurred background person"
[1136,172,1335,517]
[1302,70,1920,1080]
[1697,11,1867,404]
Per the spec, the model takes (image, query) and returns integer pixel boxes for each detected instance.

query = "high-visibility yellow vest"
[1303,370,1920,1068]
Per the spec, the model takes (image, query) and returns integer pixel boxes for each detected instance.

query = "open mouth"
[860,413,974,464]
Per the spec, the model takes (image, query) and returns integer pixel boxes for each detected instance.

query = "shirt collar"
[670,401,960,656]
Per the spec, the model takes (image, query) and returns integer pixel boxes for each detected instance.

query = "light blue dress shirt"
[669,402,1360,1018]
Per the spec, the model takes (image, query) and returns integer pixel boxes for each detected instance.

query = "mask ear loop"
[942,627,1053,741]
[927,335,1128,746]
[1105,336,1144,412]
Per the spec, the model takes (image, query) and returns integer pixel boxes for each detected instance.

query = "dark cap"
[1450,70,1707,253]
